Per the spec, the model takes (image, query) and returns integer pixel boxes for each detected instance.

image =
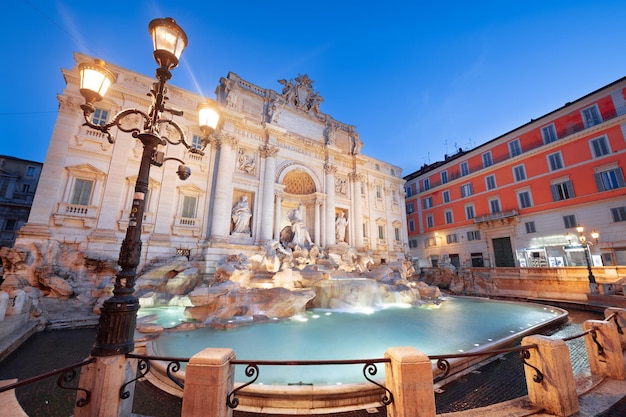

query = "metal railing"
[227,358,393,409]
[0,357,95,407]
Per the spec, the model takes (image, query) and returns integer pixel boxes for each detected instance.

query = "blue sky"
[2,1,626,175]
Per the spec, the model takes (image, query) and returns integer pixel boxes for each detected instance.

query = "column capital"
[324,163,337,175]
[349,172,365,183]
[216,132,238,149]
[259,144,279,158]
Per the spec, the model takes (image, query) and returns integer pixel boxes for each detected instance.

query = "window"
[595,167,626,191]
[361,183,366,195]
[375,164,380,171]
[517,190,532,209]
[423,196,432,209]
[378,225,384,239]
[181,196,197,218]
[71,179,93,206]
[92,108,109,126]
[541,124,558,144]
[408,219,415,232]
[460,183,473,198]
[26,166,36,177]
[547,152,564,171]
[394,227,401,241]
[513,165,526,182]
[489,198,501,214]
[465,204,475,220]
[408,240,418,248]
[191,135,203,150]
[551,180,575,201]
[611,206,626,222]
[563,215,577,229]
[444,210,453,224]
[446,234,458,244]
[427,237,437,247]
[525,221,536,233]
[485,175,497,190]
[362,222,367,237]
[3,219,16,231]
[423,178,430,191]
[406,203,414,214]
[392,190,398,203]
[467,230,481,241]
[440,171,448,184]
[391,168,396,176]
[582,105,602,128]
[21,184,30,193]
[405,185,413,197]
[442,190,450,203]
[426,215,434,228]
[460,161,469,176]
[482,152,493,168]
[590,136,611,158]
[508,139,522,157]
[376,186,382,199]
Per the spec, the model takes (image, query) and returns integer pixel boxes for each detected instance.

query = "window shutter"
[594,173,605,191]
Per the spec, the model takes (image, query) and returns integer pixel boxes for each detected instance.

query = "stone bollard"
[521,335,578,417]
[605,308,626,350]
[182,348,235,417]
[583,318,626,380]
[384,346,435,417]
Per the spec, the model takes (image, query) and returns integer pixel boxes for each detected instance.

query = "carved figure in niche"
[224,78,240,108]
[267,99,283,123]
[335,210,348,243]
[280,208,313,249]
[324,122,336,145]
[349,129,363,155]
[231,195,252,234]
[237,149,256,174]
[335,177,347,195]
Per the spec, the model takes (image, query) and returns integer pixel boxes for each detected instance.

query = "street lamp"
[78,17,219,356]
[566,225,600,293]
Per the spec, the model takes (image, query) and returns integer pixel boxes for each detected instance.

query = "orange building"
[404,77,626,268]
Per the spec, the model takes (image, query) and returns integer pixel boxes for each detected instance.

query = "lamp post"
[78,18,219,356]
[566,225,600,294]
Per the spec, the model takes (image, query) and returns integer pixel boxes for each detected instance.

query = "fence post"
[74,356,137,417]
[182,348,235,417]
[583,318,626,380]
[521,335,578,416]
[605,308,626,349]
[384,346,435,417]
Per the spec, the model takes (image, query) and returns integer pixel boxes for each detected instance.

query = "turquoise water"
[146,297,563,385]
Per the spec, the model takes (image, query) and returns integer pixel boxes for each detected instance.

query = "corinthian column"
[209,133,238,241]
[324,163,337,247]
[259,145,279,241]
[350,172,365,249]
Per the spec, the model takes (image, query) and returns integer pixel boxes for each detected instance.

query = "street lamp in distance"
[566,225,600,294]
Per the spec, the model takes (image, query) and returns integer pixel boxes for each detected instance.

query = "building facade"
[405,77,626,269]
[0,156,42,248]
[15,52,408,270]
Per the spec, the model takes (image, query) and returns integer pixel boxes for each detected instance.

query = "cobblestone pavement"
[1,308,624,417]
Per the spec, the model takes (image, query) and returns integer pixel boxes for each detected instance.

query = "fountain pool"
[143,296,566,386]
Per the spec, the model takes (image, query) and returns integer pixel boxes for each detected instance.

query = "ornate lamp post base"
[91,295,140,356]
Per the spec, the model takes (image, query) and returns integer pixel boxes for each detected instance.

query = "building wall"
[0,156,42,248]
[15,52,407,269]
[405,77,626,269]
